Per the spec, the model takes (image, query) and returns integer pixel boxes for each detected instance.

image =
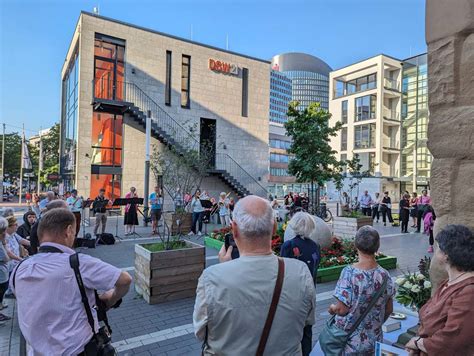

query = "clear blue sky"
[0,0,426,136]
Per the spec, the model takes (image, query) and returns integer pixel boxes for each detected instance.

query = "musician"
[149,186,163,235]
[92,189,108,237]
[66,189,83,237]
[218,192,231,226]
[124,187,139,236]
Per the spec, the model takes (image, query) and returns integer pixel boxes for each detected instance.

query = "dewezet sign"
[209,58,240,76]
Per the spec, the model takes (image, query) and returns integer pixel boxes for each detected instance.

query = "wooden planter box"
[204,236,224,250]
[164,212,193,235]
[316,256,398,283]
[333,216,373,239]
[134,241,205,304]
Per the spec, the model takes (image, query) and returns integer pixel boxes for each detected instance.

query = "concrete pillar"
[425,0,474,290]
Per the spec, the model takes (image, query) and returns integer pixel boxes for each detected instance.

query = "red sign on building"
[209,58,239,76]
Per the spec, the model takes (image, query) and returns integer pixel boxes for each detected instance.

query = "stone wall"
[332,216,373,240]
[425,0,474,289]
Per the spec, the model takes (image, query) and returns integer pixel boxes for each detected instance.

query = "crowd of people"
[1,193,473,355]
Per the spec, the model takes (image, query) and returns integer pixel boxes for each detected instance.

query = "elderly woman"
[0,217,11,320]
[322,226,395,355]
[280,212,320,356]
[405,225,474,356]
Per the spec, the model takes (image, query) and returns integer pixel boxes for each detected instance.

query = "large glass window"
[341,100,348,124]
[91,112,123,166]
[355,95,376,121]
[270,168,291,176]
[181,55,191,108]
[269,139,291,150]
[341,127,347,151]
[354,123,376,149]
[242,68,249,117]
[94,34,125,100]
[90,174,121,202]
[334,73,377,98]
[60,49,79,185]
[270,153,290,163]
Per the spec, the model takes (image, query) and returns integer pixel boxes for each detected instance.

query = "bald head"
[232,195,274,241]
[46,191,55,200]
[46,199,68,210]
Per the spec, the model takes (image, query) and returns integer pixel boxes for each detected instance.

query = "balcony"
[382,138,400,152]
[383,109,401,124]
[383,78,401,92]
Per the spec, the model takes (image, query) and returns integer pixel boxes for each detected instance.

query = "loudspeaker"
[97,233,115,245]
[75,237,96,248]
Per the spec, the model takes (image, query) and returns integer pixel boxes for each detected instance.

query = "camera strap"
[69,253,98,338]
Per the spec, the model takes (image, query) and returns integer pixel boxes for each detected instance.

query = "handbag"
[318,275,388,356]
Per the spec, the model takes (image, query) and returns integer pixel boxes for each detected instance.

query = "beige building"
[60,12,269,201]
[328,55,403,197]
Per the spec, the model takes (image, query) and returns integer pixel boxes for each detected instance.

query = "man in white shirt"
[193,195,316,355]
[11,208,132,355]
[66,189,83,237]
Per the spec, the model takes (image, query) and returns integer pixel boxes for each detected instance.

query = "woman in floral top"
[329,226,395,355]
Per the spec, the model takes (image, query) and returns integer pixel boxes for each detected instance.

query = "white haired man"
[193,195,316,355]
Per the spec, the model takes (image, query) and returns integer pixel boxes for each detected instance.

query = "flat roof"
[80,11,271,64]
[331,53,403,72]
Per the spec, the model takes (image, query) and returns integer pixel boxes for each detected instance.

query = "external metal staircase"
[92,78,267,197]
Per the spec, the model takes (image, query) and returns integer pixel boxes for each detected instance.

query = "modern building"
[271,52,332,111]
[268,53,332,197]
[327,53,432,199]
[401,53,431,192]
[60,12,270,201]
[269,69,292,125]
[28,127,52,147]
[328,54,404,197]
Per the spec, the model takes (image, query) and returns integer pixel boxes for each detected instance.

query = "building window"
[165,51,172,106]
[93,33,125,101]
[91,112,123,166]
[270,168,291,176]
[90,174,121,203]
[341,153,347,173]
[341,100,348,124]
[355,95,376,122]
[369,152,376,174]
[269,139,291,150]
[354,123,376,149]
[334,73,377,98]
[242,68,249,117]
[341,127,347,151]
[181,55,191,108]
[270,153,290,163]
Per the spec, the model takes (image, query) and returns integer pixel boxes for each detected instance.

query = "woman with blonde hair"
[218,192,231,226]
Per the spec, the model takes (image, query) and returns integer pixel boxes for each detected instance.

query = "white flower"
[395,278,405,286]
[404,282,413,289]
[417,273,425,280]
[411,285,421,293]
[424,281,432,289]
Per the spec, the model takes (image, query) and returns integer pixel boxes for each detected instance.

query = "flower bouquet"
[395,257,432,310]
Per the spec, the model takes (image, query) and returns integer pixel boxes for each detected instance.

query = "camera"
[224,233,240,259]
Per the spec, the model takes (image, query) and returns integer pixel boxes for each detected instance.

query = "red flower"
[293,247,301,257]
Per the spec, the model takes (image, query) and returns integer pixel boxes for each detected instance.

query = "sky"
[0,0,427,137]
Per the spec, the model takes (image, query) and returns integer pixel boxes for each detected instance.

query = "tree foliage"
[2,133,22,178]
[284,101,343,187]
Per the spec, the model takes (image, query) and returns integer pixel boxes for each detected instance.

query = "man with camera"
[193,195,316,355]
[11,208,132,355]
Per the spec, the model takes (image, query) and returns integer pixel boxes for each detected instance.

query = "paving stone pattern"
[1,216,431,355]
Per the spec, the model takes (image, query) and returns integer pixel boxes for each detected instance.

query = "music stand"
[200,199,213,237]
[114,197,144,239]
[91,199,109,245]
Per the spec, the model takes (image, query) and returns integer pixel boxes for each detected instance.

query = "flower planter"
[164,212,193,235]
[204,236,224,250]
[134,241,205,304]
[316,256,398,283]
[333,216,373,239]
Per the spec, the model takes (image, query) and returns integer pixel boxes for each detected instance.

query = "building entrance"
[200,118,216,168]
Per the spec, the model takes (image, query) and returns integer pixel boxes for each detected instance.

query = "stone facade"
[426,0,474,289]
[61,12,270,199]
[332,216,374,240]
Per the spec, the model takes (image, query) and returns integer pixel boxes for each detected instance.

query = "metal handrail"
[92,77,267,196]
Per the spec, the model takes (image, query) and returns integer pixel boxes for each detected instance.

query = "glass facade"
[285,70,329,110]
[91,113,123,166]
[355,95,376,121]
[269,70,292,124]
[269,138,291,150]
[270,153,291,163]
[334,73,377,98]
[401,53,431,191]
[354,123,376,149]
[60,49,79,189]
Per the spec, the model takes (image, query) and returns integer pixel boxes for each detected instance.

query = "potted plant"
[135,239,205,304]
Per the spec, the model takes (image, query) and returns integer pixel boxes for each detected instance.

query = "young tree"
[284,101,343,213]
[3,133,22,179]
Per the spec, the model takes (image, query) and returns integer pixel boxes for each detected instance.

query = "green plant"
[142,240,188,252]
[341,210,366,218]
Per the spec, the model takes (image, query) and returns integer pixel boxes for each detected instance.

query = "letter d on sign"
[209,59,216,70]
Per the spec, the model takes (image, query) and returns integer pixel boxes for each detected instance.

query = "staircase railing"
[92,77,267,196]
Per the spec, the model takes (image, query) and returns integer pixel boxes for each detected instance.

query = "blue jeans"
[192,211,203,233]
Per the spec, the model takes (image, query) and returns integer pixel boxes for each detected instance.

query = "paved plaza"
[0,208,433,356]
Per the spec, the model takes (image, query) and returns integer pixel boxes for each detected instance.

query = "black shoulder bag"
[69,253,117,356]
